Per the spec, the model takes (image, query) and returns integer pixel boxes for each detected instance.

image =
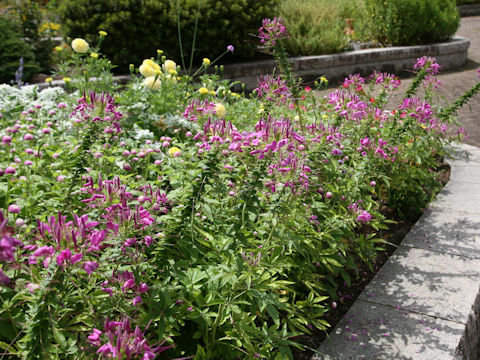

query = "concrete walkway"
[313,16,480,360]
[314,144,480,360]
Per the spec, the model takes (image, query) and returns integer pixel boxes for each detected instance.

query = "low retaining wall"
[458,4,480,17]
[34,36,470,93]
[223,36,470,90]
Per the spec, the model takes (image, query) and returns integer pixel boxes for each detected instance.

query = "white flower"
[143,76,161,90]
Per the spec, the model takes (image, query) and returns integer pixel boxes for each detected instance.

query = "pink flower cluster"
[414,56,440,75]
[255,75,292,104]
[371,71,401,89]
[182,99,216,122]
[87,317,170,359]
[70,91,123,134]
[0,211,22,283]
[258,17,288,47]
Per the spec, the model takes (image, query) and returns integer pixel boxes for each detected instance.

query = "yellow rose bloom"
[54,46,63,52]
[202,58,211,66]
[209,90,216,96]
[168,147,181,157]
[157,49,163,55]
[143,59,158,69]
[71,38,89,53]
[143,76,161,90]
[168,69,177,75]
[139,64,155,77]
[164,60,176,73]
[90,52,99,59]
[98,30,107,36]
[63,77,71,83]
[215,103,226,117]
[198,87,209,95]
[45,77,53,83]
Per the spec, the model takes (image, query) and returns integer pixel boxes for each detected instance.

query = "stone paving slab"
[358,246,480,323]
[430,180,480,215]
[401,207,480,259]
[313,300,464,360]
[447,146,480,166]
[448,165,480,183]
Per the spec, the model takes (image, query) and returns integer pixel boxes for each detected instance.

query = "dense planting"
[0,19,479,360]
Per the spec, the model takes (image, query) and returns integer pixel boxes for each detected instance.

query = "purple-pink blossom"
[258,17,288,47]
[356,210,372,223]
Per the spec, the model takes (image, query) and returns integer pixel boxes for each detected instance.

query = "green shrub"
[57,0,277,72]
[279,0,367,56]
[0,17,39,84]
[363,0,460,46]
[9,0,56,75]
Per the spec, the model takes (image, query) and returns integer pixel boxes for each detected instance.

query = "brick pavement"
[318,16,480,147]
[395,16,480,147]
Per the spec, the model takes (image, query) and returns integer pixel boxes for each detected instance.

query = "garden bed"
[0,19,478,359]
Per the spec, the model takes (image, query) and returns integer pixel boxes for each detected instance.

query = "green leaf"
[266,304,280,327]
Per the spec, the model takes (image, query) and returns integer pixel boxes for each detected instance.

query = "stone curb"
[458,4,480,17]
[32,37,470,92]
[313,143,480,360]
[223,36,470,90]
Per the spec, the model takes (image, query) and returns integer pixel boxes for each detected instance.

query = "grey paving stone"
[448,165,480,183]
[430,180,480,215]
[358,246,480,323]
[313,300,464,360]
[402,207,480,259]
[446,146,480,166]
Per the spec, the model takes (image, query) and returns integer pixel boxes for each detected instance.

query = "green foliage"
[8,0,56,74]
[0,17,38,83]
[57,0,277,72]
[279,0,367,56]
[363,0,460,46]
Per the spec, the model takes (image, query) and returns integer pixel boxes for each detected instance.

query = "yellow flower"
[320,76,328,84]
[139,59,161,77]
[209,90,216,96]
[54,46,63,52]
[90,52,99,59]
[163,60,176,73]
[215,103,226,117]
[198,87,209,95]
[63,77,71,83]
[202,58,211,66]
[157,49,163,55]
[71,38,89,53]
[168,147,181,157]
[143,59,160,70]
[143,76,161,90]
[45,77,53,83]
[98,30,107,37]
[139,64,155,77]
